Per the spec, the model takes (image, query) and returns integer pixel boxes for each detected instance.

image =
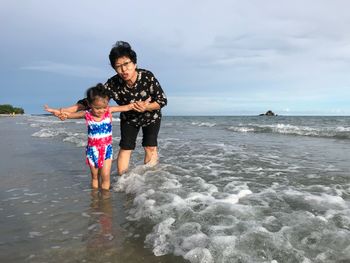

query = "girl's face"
[89,97,109,118]
[114,56,137,82]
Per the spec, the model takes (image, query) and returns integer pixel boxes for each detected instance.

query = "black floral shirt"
[77,69,167,127]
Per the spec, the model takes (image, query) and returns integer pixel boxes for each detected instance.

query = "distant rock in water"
[259,110,277,116]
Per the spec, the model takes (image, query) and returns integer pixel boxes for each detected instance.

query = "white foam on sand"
[112,164,258,261]
[32,128,63,138]
[112,163,350,263]
[191,122,216,127]
[227,123,350,139]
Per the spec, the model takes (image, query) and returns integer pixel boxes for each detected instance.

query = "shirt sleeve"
[104,77,122,105]
[150,75,167,108]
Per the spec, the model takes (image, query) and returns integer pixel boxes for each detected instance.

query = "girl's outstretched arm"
[45,104,86,120]
[44,105,85,119]
[109,103,135,113]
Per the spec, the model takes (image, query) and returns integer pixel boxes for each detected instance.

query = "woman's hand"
[44,104,60,115]
[134,97,151,112]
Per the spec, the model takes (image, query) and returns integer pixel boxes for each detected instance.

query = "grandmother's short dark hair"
[109,41,137,69]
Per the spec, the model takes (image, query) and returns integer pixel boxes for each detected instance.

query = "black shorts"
[119,120,161,150]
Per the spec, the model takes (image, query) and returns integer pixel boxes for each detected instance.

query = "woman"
[58,41,167,176]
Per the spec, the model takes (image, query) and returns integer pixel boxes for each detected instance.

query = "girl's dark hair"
[109,41,137,69]
[86,83,108,104]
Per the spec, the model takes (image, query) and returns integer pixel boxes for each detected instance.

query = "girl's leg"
[100,159,112,190]
[117,149,132,175]
[89,166,99,189]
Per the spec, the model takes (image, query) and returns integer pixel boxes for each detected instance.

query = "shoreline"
[0,114,24,117]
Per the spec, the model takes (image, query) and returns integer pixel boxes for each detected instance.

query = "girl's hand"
[128,103,136,111]
[57,109,69,120]
[44,105,68,120]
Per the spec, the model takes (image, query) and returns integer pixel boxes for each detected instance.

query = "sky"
[1,0,350,115]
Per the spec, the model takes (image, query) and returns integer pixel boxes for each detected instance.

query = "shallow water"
[0,116,186,263]
[1,115,350,262]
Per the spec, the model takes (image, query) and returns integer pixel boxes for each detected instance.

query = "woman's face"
[114,56,137,82]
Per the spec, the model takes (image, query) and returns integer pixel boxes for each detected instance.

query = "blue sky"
[1,0,350,115]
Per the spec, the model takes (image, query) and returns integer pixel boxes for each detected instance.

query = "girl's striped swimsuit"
[85,109,113,168]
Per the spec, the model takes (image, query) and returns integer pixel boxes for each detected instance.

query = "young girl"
[45,83,135,190]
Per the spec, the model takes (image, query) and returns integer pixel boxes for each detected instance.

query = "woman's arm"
[134,72,167,113]
[44,105,61,116]
[145,101,161,111]
[57,103,86,120]
[109,103,135,113]
[133,97,158,112]
[64,111,86,119]
[150,74,167,108]
[60,104,86,113]
[134,100,160,112]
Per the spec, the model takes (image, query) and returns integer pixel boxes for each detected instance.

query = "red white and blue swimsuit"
[85,109,113,168]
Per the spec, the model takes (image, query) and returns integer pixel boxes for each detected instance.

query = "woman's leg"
[142,120,161,166]
[144,146,158,165]
[118,120,139,176]
[117,149,132,175]
[100,158,112,190]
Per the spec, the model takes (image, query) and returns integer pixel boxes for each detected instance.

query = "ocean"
[1,115,350,263]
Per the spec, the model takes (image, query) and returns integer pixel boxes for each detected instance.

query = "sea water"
[1,115,350,263]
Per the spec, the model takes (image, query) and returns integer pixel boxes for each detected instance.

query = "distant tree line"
[0,104,25,114]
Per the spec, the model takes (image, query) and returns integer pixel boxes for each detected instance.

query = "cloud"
[20,61,108,78]
[2,0,350,114]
